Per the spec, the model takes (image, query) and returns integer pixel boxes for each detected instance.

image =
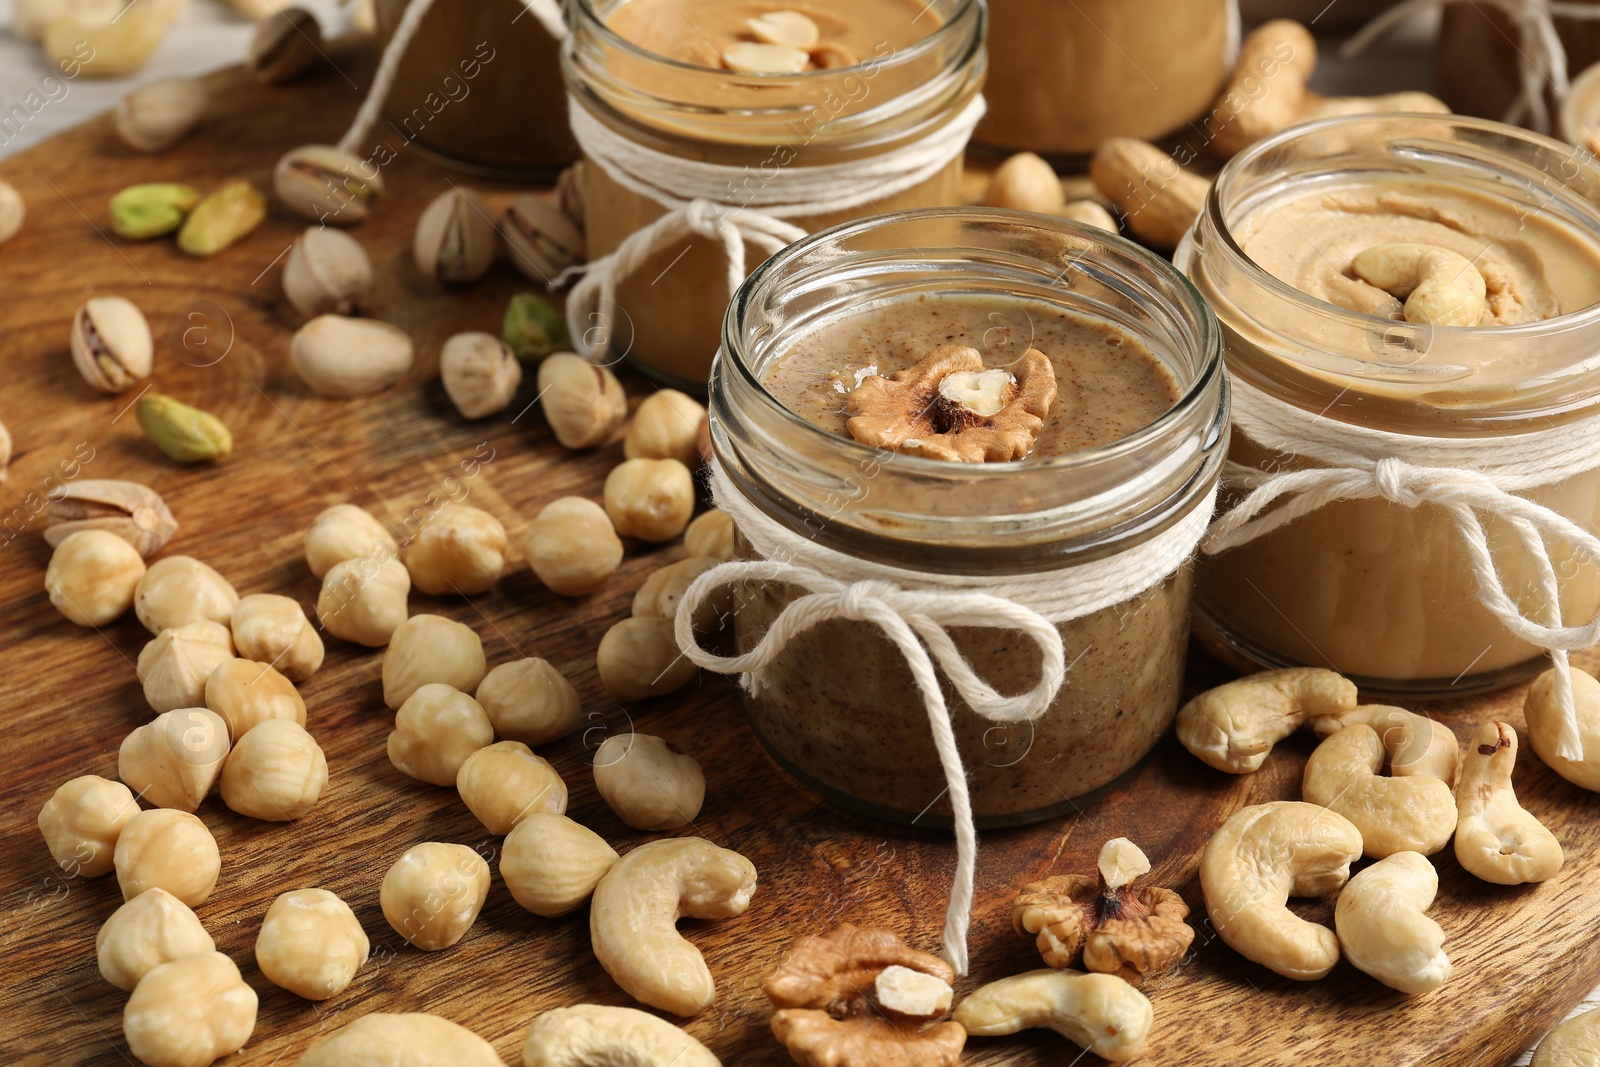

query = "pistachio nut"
[555,161,585,232]
[500,194,584,284]
[44,2,174,78]
[0,177,23,246]
[0,416,9,482]
[274,144,384,226]
[114,77,208,153]
[503,293,571,362]
[246,7,322,84]
[414,186,497,285]
[71,296,153,393]
[177,180,266,256]
[283,227,373,317]
[44,479,178,558]
[291,315,414,397]
[440,332,522,419]
[137,393,233,464]
[109,183,202,240]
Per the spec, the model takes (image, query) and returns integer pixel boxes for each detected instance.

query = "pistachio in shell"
[71,296,153,393]
[554,161,585,232]
[44,479,178,558]
[177,180,266,256]
[282,227,373,317]
[413,186,496,285]
[247,7,322,84]
[500,194,584,284]
[291,315,414,398]
[114,77,208,153]
[503,293,571,362]
[110,183,202,240]
[274,144,384,226]
[440,332,521,419]
[137,393,233,464]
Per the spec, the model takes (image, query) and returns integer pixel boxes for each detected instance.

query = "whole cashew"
[1199,801,1363,980]
[1309,704,1459,784]
[522,1004,720,1067]
[952,969,1151,1063]
[1302,724,1457,858]
[589,837,758,1016]
[1350,244,1487,327]
[1532,1007,1600,1066]
[1333,851,1450,995]
[1524,666,1600,792]
[1455,721,1563,885]
[1176,668,1357,774]
[298,1011,505,1066]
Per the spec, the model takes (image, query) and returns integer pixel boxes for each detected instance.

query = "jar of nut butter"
[1178,114,1600,696]
[560,0,985,390]
[683,208,1227,829]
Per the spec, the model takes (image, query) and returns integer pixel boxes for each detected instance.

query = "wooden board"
[3,59,1600,1067]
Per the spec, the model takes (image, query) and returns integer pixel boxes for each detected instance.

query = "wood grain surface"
[3,60,1600,1067]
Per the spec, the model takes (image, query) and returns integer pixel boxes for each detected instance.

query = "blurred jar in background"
[1436,2,1600,127]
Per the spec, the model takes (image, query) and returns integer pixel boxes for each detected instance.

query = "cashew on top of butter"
[1302,723,1457,858]
[1455,720,1563,885]
[953,969,1153,1063]
[1532,1006,1600,1067]
[1525,666,1600,792]
[1351,244,1487,327]
[1310,704,1459,784]
[523,1004,721,1067]
[1176,667,1357,773]
[1334,851,1451,995]
[1200,801,1363,981]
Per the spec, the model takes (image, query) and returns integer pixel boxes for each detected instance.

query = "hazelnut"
[205,658,306,740]
[624,389,707,467]
[38,775,140,877]
[122,952,257,1067]
[522,496,623,596]
[474,658,584,746]
[220,719,328,821]
[404,504,508,596]
[388,683,494,786]
[536,353,627,449]
[683,509,735,561]
[229,593,324,682]
[118,708,232,812]
[984,152,1066,213]
[633,556,728,634]
[604,458,695,542]
[382,613,487,709]
[593,733,705,831]
[316,553,411,646]
[115,808,221,906]
[45,529,146,626]
[255,888,369,1000]
[440,331,521,419]
[305,503,398,579]
[456,741,567,835]
[134,555,240,634]
[596,617,698,701]
[380,842,490,951]
[97,888,215,992]
[500,813,619,917]
[137,621,236,713]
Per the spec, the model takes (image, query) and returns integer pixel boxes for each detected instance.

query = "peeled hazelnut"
[0,176,23,245]
[229,594,324,682]
[283,226,373,317]
[137,622,236,713]
[44,479,178,558]
[684,509,735,561]
[220,719,328,821]
[247,7,323,84]
[71,295,152,393]
[625,389,707,467]
[317,553,411,646]
[388,683,494,786]
[115,77,208,153]
[456,740,567,834]
[597,617,698,701]
[380,842,491,951]
[383,613,486,709]
[38,775,139,877]
[440,332,521,419]
[274,143,384,225]
[135,555,239,634]
[205,658,306,740]
[118,707,232,811]
[122,952,257,1067]
[255,888,369,1000]
[500,193,584,283]
[523,496,623,596]
[985,152,1066,214]
[292,314,414,397]
[500,813,619,917]
[536,353,627,449]
[115,808,221,906]
[45,529,146,626]
[404,504,507,596]
[474,658,584,746]
[305,502,398,579]
[414,186,496,285]
[633,556,727,634]
[604,458,695,542]
[593,733,705,831]
[97,888,214,992]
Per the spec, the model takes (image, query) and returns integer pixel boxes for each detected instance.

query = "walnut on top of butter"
[845,345,1058,462]
[723,10,842,72]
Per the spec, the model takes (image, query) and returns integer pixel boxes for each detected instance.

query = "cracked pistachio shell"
[0,177,23,245]
[246,7,322,83]
[503,293,571,362]
[274,144,384,226]
[109,183,202,240]
[500,194,584,283]
[45,479,178,558]
[71,296,152,393]
[115,77,208,153]
[414,187,497,285]
[440,332,521,419]
[177,180,266,256]
[283,227,373,317]
[291,315,414,397]
[137,393,233,464]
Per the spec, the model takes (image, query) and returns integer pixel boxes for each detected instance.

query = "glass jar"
[561,0,985,391]
[375,0,577,179]
[1437,1,1600,128]
[975,0,1230,159]
[1178,114,1600,695]
[708,208,1226,826]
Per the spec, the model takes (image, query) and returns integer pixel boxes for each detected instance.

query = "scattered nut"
[274,143,384,225]
[0,416,9,481]
[137,392,234,463]
[283,226,373,317]
[1351,243,1487,327]
[71,295,152,393]
[300,1013,503,1067]
[414,186,497,285]
[523,1004,721,1067]
[504,292,573,361]
[388,683,494,786]
[537,353,627,448]
[404,504,508,595]
[122,951,257,1067]
[1300,91,1450,124]
[597,616,699,701]
[1309,704,1459,784]
[1526,666,1600,791]
[1334,851,1450,995]
[1176,667,1357,773]
[500,812,619,917]
[177,179,266,256]
[684,509,735,560]
[0,176,22,245]
[1302,723,1457,858]
[593,733,705,831]
[984,152,1066,213]
[380,841,491,951]
[953,969,1152,1063]
[97,888,214,992]
[45,528,146,626]
[305,502,398,579]
[205,658,306,739]
[38,774,139,877]
[220,719,328,821]
[1210,20,1318,158]
[109,182,202,240]
[474,658,584,746]
[46,3,174,79]
[1455,720,1563,885]
[604,458,695,542]
[591,837,757,1016]
[633,556,726,634]
[230,594,324,682]
[115,808,221,906]
[523,496,623,596]
[555,161,585,231]
[13,0,122,44]
[136,622,236,713]
[115,76,207,152]
[246,7,322,83]
[136,555,239,634]
[118,707,232,811]
[43,478,178,558]
[500,193,584,283]
[456,740,567,834]
[1532,1007,1600,1067]
[625,389,708,467]
[1199,801,1362,980]
[1058,199,1117,231]
[317,553,411,646]
[255,888,368,1000]
[382,613,485,709]
[292,314,415,397]
[440,332,521,419]
[1089,138,1210,250]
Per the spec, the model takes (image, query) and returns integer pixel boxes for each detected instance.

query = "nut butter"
[707,209,1226,824]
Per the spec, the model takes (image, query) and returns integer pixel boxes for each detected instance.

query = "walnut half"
[844,345,1057,462]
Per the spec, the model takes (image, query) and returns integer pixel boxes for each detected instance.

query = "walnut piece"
[844,345,1057,462]
[1012,837,1194,983]
[764,924,964,1067]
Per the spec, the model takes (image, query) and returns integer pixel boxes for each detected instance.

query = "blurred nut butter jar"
[375,0,578,178]
[1437,2,1600,125]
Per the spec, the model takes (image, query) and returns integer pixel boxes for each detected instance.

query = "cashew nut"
[1199,801,1363,980]
[952,969,1153,1063]
[1302,723,1456,858]
[1350,244,1487,327]
[1455,720,1563,885]
[1177,667,1357,774]
[299,1012,505,1066]
[522,1004,721,1067]
[1309,704,1459,784]
[1524,666,1600,792]
[1088,138,1211,251]
[1532,1007,1600,1067]
[1334,851,1450,995]
[589,837,757,1016]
